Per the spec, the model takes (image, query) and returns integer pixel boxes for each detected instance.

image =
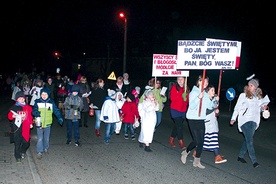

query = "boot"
[169,137,176,147]
[181,150,190,164]
[178,140,186,149]
[95,129,101,137]
[193,157,205,169]
[215,155,227,164]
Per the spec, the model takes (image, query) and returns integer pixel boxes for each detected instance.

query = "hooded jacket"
[32,88,63,128]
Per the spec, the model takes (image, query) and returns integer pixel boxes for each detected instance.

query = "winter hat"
[248,79,259,88]
[135,86,140,94]
[131,89,138,96]
[36,79,43,83]
[40,88,51,97]
[145,90,153,97]
[123,73,129,77]
[15,91,25,100]
[71,84,80,93]
[108,89,116,97]
[127,93,135,102]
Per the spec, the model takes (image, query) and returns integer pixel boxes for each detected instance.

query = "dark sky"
[4,0,273,94]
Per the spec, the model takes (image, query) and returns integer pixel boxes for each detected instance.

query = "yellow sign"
[107,71,116,80]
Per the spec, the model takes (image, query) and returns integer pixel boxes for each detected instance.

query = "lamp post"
[119,12,127,73]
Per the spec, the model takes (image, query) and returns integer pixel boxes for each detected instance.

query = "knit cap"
[145,90,153,97]
[71,84,80,93]
[15,91,25,100]
[248,79,259,88]
[108,89,116,97]
[135,86,141,94]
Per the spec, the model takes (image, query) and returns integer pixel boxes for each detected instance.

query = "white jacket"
[231,93,262,132]
[100,98,120,123]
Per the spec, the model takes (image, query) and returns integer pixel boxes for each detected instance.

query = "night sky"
[4,0,274,98]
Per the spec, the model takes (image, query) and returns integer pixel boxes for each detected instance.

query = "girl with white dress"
[138,90,159,152]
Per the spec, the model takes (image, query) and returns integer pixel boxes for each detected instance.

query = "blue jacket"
[186,86,213,120]
[32,88,63,128]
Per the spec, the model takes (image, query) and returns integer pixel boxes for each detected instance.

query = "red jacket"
[121,101,140,124]
[169,84,189,112]
[8,104,33,142]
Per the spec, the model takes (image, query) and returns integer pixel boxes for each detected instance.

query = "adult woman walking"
[90,78,107,137]
[169,76,189,149]
[230,77,268,168]
[181,75,215,169]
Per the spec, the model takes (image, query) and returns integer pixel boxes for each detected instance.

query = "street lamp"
[119,12,127,73]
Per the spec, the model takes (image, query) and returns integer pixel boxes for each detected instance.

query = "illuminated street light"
[54,52,60,60]
[119,12,127,73]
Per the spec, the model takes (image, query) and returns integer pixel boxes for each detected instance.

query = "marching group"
[6,71,268,169]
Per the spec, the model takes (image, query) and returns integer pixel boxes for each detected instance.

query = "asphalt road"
[25,99,276,184]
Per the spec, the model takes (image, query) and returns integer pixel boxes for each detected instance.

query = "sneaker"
[21,153,25,159]
[124,135,129,139]
[16,158,22,163]
[66,140,71,144]
[131,136,135,140]
[139,142,144,148]
[75,141,80,147]
[215,155,227,164]
[237,157,247,163]
[104,140,110,145]
[253,162,260,168]
[37,152,42,160]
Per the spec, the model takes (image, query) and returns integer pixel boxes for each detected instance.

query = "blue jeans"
[155,111,162,129]
[94,110,101,130]
[124,123,135,136]
[105,123,116,142]
[66,120,80,142]
[239,121,257,164]
[36,126,51,153]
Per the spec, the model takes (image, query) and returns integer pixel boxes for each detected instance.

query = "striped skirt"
[203,132,219,151]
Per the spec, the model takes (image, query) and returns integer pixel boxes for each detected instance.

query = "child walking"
[7,91,33,163]
[100,89,120,145]
[114,91,126,135]
[32,88,63,159]
[138,90,159,152]
[201,85,227,164]
[121,93,140,140]
[63,84,84,146]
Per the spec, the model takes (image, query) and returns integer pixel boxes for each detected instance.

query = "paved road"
[1,94,276,184]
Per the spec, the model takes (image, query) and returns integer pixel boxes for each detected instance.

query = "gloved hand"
[58,118,63,126]
[182,92,187,101]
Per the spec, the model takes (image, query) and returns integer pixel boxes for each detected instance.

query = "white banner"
[177,39,240,70]
[152,54,189,77]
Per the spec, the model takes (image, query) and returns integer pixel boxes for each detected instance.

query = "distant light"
[119,12,125,19]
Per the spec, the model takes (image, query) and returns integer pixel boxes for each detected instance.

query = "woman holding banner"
[181,75,216,169]
[169,76,189,149]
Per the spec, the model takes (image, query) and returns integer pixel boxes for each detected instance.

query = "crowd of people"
[6,70,269,169]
